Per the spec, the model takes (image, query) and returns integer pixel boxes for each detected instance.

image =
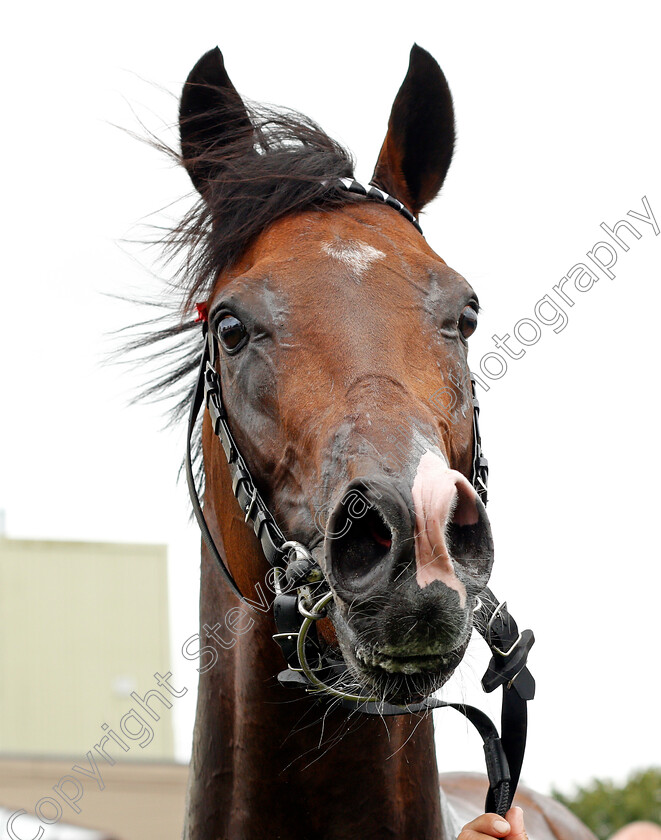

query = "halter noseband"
[184,178,533,816]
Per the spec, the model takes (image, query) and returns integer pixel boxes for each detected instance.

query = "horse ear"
[371,44,455,217]
[179,47,253,195]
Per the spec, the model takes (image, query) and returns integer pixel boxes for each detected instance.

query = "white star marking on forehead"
[322,239,386,279]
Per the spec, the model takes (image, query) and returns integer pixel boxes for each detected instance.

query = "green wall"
[0,538,174,760]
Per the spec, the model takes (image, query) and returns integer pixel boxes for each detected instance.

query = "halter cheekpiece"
[185,178,533,816]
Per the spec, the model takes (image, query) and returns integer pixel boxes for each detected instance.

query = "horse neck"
[183,446,448,840]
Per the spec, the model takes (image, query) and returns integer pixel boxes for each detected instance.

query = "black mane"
[124,102,356,423]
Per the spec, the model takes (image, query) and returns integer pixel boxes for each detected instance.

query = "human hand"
[458,806,528,839]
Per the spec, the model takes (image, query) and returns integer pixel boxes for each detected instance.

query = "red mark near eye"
[195,302,209,323]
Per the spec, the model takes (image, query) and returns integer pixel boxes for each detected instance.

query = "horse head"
[179,45,494,706]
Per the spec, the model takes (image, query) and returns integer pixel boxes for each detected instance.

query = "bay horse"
[152,44,598,839]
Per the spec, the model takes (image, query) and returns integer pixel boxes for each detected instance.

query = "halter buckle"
[244,488,258,523]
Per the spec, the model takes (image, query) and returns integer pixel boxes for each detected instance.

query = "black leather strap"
[185,336,246,601]
[470,373,489,505]
[185,330,289,603]
[345,697,511,815]
[476,588,536,808]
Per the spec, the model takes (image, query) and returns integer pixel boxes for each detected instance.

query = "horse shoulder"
[439,772,598,840]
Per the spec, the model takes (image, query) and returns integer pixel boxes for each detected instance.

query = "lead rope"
[185,179,535,818]
[277,578,534,816]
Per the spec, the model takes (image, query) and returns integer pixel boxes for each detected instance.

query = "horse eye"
[458,305,478,339]
[216,314,247,353]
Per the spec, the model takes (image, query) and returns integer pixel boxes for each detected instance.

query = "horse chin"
[353,642,468,705]
[329,602,472,705]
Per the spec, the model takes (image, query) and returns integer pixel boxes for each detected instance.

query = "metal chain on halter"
[185,177,532,817]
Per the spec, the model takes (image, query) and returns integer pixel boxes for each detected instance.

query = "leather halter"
[184,179,534,816]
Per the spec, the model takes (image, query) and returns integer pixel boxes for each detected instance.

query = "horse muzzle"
[321,470,494,700]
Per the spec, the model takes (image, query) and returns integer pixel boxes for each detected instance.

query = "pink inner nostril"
[452,481,479,527]
[371,528,392,549]
[369,516,392,549]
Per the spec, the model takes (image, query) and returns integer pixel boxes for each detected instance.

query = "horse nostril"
[445,498,493,577]
[332,506,393,586]
[325,480,409,596]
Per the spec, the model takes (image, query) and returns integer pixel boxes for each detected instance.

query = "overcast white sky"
[2,0,660,799]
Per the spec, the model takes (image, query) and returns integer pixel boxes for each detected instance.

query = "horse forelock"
[123,101,359,435]
[174,102,358,312]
